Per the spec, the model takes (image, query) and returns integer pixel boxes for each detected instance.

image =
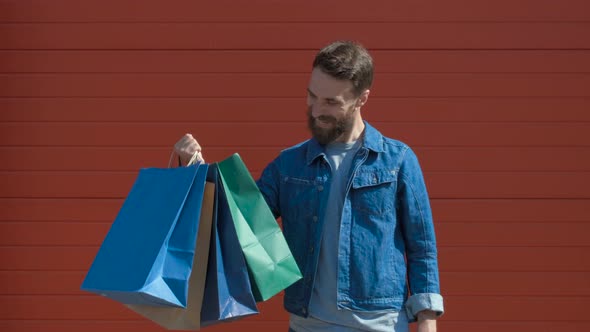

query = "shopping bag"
[200,166,258,326]
[217,154,302,301]
[81,163,209,307]
[126,181,215,330]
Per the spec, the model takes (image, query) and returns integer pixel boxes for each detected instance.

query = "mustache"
[307,111,337,124]
[315,115,337,123]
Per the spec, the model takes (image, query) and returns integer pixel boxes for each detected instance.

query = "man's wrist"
[416,311,437,332]
[417,309,438,321]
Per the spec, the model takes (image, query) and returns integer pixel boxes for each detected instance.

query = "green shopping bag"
[217,154,302,301]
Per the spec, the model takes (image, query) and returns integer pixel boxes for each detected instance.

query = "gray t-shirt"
[289,140,408,332]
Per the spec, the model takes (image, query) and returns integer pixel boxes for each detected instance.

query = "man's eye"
[326,100,338,105]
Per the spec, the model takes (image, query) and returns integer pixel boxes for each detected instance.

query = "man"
[174,41,444,332]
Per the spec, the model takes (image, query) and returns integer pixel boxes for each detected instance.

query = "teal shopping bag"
[81,163,209,308]
[217,154,302,301]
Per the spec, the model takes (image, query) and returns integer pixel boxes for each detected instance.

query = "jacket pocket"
[280,175,316,228]
[350,169,397,216]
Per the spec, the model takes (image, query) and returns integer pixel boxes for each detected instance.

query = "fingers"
[174,133,200,155]
[174,133,205,165]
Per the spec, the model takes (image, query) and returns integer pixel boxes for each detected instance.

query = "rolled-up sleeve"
[405,293,444,321]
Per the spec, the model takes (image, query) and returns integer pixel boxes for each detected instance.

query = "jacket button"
[309,246,314,253]
[302,308,307,315]
[312,216,318,222]
[317,185,324,191]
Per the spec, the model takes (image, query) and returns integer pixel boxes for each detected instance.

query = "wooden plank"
[0,198,122,222]
[3,270,588,296]
[0,320,589,332]
[0,222,110,246]
[439,247,590,272]
[0,320,288,332]
[2,73,590,97]
[2,122,589,148]
[430,199,590,223]
[426,172,590,199]
[1,295,589,321]
[442,271,590,296]
[2,198,587,223]
[0,198,587,223]
[0,321,589,332]
[2,97,590,122]
[2,171,589,199]
[0,122,309,149]
[1,0,589,22]
[0,147,282,172]
[0,294,285,321]
[0,271,86,295]
[0,320,290,332]
[1,246,588,271]
[3,50,590,73]
[0,171,135,198]
[418,147,590,172]
[1,23,589,50]
[2,147,589,172]
[443,296,590,321]
[2,221,589,247]
[0,73,303,98]
[438,322,590,332]
[436,222,590,247]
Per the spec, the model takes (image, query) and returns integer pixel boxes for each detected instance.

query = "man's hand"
[416,310,437,332]
[174,133,205,166]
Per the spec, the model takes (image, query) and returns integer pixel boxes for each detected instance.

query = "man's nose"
[309,102,327,118]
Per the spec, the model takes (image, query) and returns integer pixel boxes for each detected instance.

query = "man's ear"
[356,89,370,109]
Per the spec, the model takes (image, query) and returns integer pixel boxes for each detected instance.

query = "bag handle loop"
[167,150,202,168]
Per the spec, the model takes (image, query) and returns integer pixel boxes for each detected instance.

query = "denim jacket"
[256,122,443,321]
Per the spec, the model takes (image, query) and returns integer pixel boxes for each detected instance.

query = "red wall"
[1,1,590,331]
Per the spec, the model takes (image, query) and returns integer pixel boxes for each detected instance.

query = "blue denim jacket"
[256,122,443,321]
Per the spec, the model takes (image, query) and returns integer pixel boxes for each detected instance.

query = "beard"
[307,105,355,145]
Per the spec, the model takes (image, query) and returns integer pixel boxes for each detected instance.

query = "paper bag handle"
[167,150,202,168]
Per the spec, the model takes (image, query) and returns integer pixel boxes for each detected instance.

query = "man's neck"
[335,116,365,143]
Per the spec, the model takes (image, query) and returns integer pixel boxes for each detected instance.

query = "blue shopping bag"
[200,165,258,325]
[81,163,209,308]
[126,181,215,330]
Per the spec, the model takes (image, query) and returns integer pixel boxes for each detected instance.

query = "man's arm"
[256,157,282,219]
[397,147,444,324]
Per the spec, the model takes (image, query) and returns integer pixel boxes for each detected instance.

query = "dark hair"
[312,40,374,96]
